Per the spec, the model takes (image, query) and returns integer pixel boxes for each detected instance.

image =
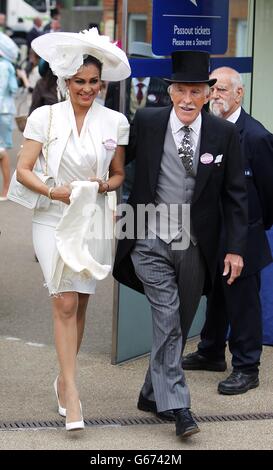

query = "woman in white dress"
[16,29,131,431]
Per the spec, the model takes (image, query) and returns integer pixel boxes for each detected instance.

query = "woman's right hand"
[51,184,71,205]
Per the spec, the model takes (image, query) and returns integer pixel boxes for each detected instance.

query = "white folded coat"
[50,181,112,294]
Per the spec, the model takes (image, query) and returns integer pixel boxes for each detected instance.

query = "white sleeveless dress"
[31,104,114,295]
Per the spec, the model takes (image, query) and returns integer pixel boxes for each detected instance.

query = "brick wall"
[226,0,248,56]
[102,0,152,45]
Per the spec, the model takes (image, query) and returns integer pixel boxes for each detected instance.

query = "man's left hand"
[223,254,244,285]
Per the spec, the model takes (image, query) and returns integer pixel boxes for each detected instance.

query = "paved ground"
[1,335,273,451]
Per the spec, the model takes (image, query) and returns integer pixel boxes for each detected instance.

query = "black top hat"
[165,50,216,86]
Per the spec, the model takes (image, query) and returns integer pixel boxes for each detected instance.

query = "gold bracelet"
[48,187,54,199]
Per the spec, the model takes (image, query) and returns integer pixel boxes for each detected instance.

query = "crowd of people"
[0,16,273,440]
[0,8,63,199]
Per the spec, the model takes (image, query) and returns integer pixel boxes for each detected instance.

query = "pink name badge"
[103,138,117,151]
[200,153,214,164]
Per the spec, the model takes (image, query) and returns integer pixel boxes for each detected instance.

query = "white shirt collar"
[170,108,202,137]
[132,77,150,88]
[227,106,241,124]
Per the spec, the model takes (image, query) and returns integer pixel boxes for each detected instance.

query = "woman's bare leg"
[52,292,82,423]
[57,293,90,412]
[76,293,90,353]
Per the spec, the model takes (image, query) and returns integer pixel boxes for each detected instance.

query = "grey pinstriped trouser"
[131,235,205,412]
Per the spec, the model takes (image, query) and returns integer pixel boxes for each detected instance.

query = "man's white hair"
[210,66,244,91]
[230,71,243,90]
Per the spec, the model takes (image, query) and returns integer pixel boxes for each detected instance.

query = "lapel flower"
[147,94,157,103]
[200,153,214,164]
[103,138,117,151]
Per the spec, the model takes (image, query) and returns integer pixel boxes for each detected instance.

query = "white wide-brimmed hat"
[31,28,131,81]
[0,32,19,63]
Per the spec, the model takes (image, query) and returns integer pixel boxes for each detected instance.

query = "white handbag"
[7,170,54,209]
[7,106,54,209]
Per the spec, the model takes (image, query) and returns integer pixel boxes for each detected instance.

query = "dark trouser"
[131,236,205,411]
[198,269,262,374]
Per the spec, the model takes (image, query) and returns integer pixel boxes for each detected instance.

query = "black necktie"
[136,82,145,104]
[178,126,194,175]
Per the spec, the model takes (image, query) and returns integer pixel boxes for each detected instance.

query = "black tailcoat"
[113,106,248,294]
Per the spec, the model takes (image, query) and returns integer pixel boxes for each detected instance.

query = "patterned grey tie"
[178,126,194,175]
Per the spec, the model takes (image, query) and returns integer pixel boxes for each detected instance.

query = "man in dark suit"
[43,8,61,33]
[113,52,248,439]
[105,41,170,201]
[26,17,43,51]
[105,41,170,121]
[183,67,273,394]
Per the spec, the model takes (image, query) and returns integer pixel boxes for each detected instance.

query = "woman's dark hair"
[38,58,49,77]
[83,55,102,76]
[43,67,57,91]
[50,8,60,19]
[38,59,57,91]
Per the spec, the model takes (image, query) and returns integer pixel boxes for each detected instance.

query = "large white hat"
[31,28,131,81]
[0,32,19,63]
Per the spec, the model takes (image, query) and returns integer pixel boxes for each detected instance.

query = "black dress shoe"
[218,371,259,395]
[137,393,175,421]
[175,409,200,438]
[182,351,227,371]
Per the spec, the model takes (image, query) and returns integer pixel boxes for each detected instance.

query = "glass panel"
[241,0,254,113]
[128,14,147,45]
[134,20,146,41]
[225,0,251,57]
[116,0,253,58]
[106,0,256,362]
[236,20,248,56]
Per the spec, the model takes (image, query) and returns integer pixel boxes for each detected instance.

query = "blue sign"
[152,0,229,55]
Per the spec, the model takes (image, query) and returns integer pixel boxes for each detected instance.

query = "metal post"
[119,0,128,115]
[113,0,118,40]
[111,0,128,364]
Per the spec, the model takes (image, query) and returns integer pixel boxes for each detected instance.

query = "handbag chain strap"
[44,106,53,176]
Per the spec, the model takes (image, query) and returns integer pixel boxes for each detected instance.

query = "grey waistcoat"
[148,120,200,244]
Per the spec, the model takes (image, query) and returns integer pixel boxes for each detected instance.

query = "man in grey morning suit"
[113,51,248,439]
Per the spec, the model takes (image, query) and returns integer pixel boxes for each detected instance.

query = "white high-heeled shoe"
[66,402,84,431]
[53,376,66,417]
